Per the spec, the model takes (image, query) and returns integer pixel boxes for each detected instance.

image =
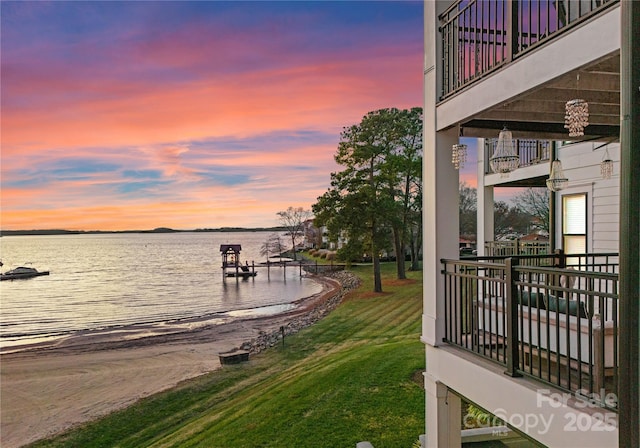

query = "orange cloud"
[2,51,421,155]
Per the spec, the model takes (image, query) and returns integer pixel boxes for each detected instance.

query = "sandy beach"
[0,276,342,448]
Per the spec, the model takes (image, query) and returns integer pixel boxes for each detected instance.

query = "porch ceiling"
[489,175,549,188]
[459,52,620,142]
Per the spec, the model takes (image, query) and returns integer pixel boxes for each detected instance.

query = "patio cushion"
[546,296,589,318]
[518,290,547,309]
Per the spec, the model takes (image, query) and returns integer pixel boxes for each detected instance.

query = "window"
[562,193,587,255]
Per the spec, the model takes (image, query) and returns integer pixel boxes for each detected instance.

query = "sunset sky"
[0,0,435,231]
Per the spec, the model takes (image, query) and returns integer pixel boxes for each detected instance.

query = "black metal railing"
[442,253,619,410]
[302,262,346,275]
[565,252,619,274]
[475,250,619,273]
[484,139,551,174]
[439,0,619,99]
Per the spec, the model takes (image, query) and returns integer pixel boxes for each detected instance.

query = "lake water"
[0,232,322,352]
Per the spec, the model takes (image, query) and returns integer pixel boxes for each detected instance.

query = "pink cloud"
[2,42,421,154]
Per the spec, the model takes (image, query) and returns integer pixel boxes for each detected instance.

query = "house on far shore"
[305,220,348,252]
[301,219,321,250]
[422,1,638,447]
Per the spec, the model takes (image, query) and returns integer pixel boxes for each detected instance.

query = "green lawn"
[30,264,425,448]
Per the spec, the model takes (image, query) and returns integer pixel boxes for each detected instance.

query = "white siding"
[479,139,621,254]
[559,142,620,253]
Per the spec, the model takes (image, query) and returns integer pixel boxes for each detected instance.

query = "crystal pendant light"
[564,99,589,137]
[546,160,568,192]
[451,143,467,170]
[600,146,613,179]
[564,74,589,137]
[489,126,519,174]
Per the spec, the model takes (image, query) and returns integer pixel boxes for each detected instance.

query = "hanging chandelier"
[451,143,467,170]
[546,160,568,192]
[600,146,613,179]
[564,99,589,137]
[489,126,519,174]
[564,74,589,137]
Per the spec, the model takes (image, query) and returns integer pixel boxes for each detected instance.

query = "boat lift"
[220,244,257,279]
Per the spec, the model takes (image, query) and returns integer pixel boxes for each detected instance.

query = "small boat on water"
[1,266,50,281]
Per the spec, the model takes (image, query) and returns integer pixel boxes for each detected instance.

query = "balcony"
[442,252,619,411]
[435,0,620,141]
[439,0,619,99]
[483,138,551,180]
[425,0,638,444]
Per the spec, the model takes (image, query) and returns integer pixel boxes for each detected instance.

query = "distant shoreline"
[0,227,288,237]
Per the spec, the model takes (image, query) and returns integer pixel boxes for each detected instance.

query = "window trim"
[561,192,588,255]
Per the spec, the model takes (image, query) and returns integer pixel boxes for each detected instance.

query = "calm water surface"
[0,232,321,351]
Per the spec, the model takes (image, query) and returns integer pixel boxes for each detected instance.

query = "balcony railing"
[484,139,551,174]
[477,250,619,274]
[439,0,619,99]
[485,239,551,257]
[442,252,619,411]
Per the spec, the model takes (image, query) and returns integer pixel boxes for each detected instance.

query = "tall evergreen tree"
[313,108,423,292]
[387,107,423,277]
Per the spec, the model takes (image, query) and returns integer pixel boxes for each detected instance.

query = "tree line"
[274,108,549,294]
[459,182,549,241]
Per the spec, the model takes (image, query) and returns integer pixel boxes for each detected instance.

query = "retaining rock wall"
[239,271,361,354]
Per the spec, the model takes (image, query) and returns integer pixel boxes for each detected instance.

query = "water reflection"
[0,232,322,349]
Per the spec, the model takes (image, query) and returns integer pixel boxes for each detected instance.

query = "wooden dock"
[219,243,346,281]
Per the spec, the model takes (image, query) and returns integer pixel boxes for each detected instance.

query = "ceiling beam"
[461,119,620,139]
[499,99,620,116]
[475,111,620,125]
[550,72,620,91]
[540,88,620,104]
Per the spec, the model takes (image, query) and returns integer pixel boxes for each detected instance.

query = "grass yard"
[29,263,425,448]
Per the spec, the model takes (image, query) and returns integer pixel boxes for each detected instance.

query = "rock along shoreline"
[238,270,361,354]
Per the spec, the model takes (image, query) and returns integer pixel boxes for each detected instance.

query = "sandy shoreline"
[0,275,342,448]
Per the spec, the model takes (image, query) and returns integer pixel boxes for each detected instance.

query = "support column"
[618,1,640,445]
[425,375,461,448]
[549,142,558,251]
[423,0,458,348]
[423,2,462,444]
[423,125,459,346]
[477,139,494,256]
